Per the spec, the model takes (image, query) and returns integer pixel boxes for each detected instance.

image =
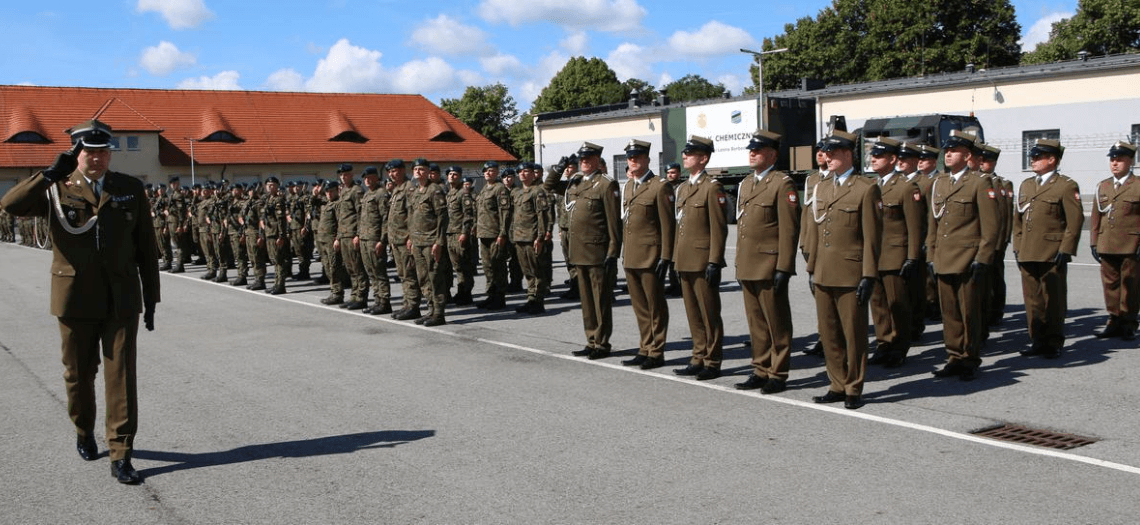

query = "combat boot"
[346,299,367,311]
[230,275,248,287]
[415,305,436,324]
[396,307,422,321]
[515,300,536,314]
[423,315,446,327]
[213,268,228,283]
[453,289,473,306]
[200,269,216,280]
[321,293,344,306]
[248,279,266,291]
[483,294,506,310]
[268,283,286,295]
[159,260,172,271]
[371,298,393,315]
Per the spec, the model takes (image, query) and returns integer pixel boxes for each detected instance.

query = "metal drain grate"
[971,424,1098,450]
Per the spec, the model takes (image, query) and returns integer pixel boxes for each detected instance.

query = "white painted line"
[166,265,1140,477]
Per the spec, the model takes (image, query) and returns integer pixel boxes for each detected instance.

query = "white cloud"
[480,53,525,76]
[137,0,214,30]
[264,68,305,92]
[561,31,588,54]
[667,21,756,59]
[716,74,745,98]
[458,70,484,87]
[410,14,491,56]
[391,57,460,94]
[520,51,570,106]
[477,0,645,33]
[656,72,673,89]
[606,43,651,81]
[140,41,196,76]
[305,38,386,93]
[1020,11,1073,52]
[177,70,241,90]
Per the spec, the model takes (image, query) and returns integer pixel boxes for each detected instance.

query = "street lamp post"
[741,47,789,128]
[185,138,197,186]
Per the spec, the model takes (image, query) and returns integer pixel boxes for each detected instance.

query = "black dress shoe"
[959,367,978,381]
[932,362,965,378]
[622,355,648,367]
[867,343,892,365]
[1019,343,1046,357]
[77,434,98,461]
[803,340,824,357]
[571,347,593,357]
[1123,327,1136,341]
[760,378,787,394]
[812,390,846,404]
[882,353,908,369]
[587,348,610,360]
[673,364,703,376]
[1042,346,1062,359]
[844,395,865,410]
[639,356,665,370]
[733,374,767,390]
[1095,317,1124,339]
[695,367,721,381]
[111,458,142,484]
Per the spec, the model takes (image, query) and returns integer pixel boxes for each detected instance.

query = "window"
[1132,124,1140,166]
[6,131,48,144]
[203,131,242,143]
[108,137,121,150]
[126,136,140,151]
[1022,129,1060,170]
[612,155,628,182]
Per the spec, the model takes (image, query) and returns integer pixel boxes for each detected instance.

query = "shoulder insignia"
[787,190,797,204]
[877,200,883,210]
[912,190,922,202]
[667,193,675,203]
[717,190,727,207]
[613,188,620,198]
[1074,190,1081,202]
[987,189,996,199]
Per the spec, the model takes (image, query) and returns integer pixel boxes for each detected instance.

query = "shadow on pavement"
[134,429,435,478]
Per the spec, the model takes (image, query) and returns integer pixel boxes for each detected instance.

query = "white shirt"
[753,166,773,183]
[950,167,968,184]
[1037,170,1056,186]
[688,171,705,185]
[834,168,854,186]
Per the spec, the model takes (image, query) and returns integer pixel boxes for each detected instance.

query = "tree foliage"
[661,74,727,102]
[508,113,535,162]
[531,56,627,114]
[440,83,519,157]
[1022,0,1140,65]
[622,78,658,105]
[752,0,1022,92]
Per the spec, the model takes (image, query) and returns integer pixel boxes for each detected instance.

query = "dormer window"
[330,131,368,143]
[6,131,49,144]
[203,130,242,143]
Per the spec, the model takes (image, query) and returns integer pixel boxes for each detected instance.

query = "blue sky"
[2,0,1077,112]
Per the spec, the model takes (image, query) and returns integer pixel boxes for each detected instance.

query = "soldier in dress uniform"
[866,137,922,368]
[927,130,998,379]
[977,143,1013,327]
[662,162,684,297]
[407,159,449,326]
[671,136,729,381]
[511,162,554,314]
[618,140,675,369]
[475,161,512,310]
[916,144,944,322]
[544,156,582,301]
[1090,141,1140,340]
[564,142,622,359]
[1,119,159,484]
[359,167,392,315]
[799,143,830,357]
[804,131,881,409]
[1014,139,1083,358]
[896,142,933,340]
[260,177,289,295]
[387,159,422,319]
[732,131,799,392]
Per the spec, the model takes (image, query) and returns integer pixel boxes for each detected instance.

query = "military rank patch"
[717,191,727,206]
[877,200,883,210]
[613,189,620,198]
[1074,190,1081,202]
[987,189,996,199]
[912,190,922,201]
[667,193,675,203]
[787,191,797,204]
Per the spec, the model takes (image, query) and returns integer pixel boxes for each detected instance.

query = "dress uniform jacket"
[878,174,923,272]
[1,170,161,317]
[799,169,829,258]
[735,169,799,280]
[805,174,882,287]
[1091,174,1140,255]
[674,172,728,272]
[926,171,998,275]
[1013,173,1084,262]
[622,172,675,269]
[567,171,621,266]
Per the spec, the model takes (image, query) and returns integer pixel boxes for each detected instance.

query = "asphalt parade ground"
[2,228,1139,524]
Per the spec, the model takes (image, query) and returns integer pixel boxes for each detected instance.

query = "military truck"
[856,113,985,171]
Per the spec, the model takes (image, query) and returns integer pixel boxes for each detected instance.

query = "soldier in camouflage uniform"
[209,183,232,283]
[503,167,524,294]
[225,184,249,286]
[260,177,289,295]
[359,167,392,315]
[150,185,172,270]
[407,159,450,325]
[446,165,477,306]
[335,165,368,310]
[288,182,314,281]
[387,159,421,319]
[240,184,268,289]
[196,184,219,280]
[318,182,350,304]
[476,161,512,310]
[512,163,553,314]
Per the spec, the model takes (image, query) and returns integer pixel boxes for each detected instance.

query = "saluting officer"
[566,142,622,359]
[359,167,392,315]
[408,159,450,326]
[1090,141,1140,340]
[1014,139,1083,358]
[927,130,998,379]
[804,131,881,410]
[732,130,799,393]
[672,136,729,381]
[475,161,512,310]
[619,139,676,370]
[445,165,478,306]
[867,137,922,368]
[1,119,160,484]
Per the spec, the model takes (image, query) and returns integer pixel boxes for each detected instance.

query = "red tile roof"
[0,86,516,168]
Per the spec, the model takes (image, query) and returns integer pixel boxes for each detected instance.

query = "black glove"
[969,261,987,283]
[43,142,83,182]
[653,258,671,283]
[704,263,721,288]
[855,277,875,306]
[773,270,790,295]
[603,256,618,273]
[808,273,815,296]
[143,302,156,332]
[1091,247,1101,263]
[900,259,917,280]
[1053,252,1072,267]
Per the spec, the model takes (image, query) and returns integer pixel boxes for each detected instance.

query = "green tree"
[1022,0,1140,65]
[752,0,1022,92]
[531,56,627,113]
[509,113,535,162]
[661,74,727,102]
[440,83,519,157]
[622,78,657,105]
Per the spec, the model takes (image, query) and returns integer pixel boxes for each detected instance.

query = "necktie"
[93,180,101,200]
[1037,176,1043,187]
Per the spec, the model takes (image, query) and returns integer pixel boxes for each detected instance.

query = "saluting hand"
[43,142,83,182]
